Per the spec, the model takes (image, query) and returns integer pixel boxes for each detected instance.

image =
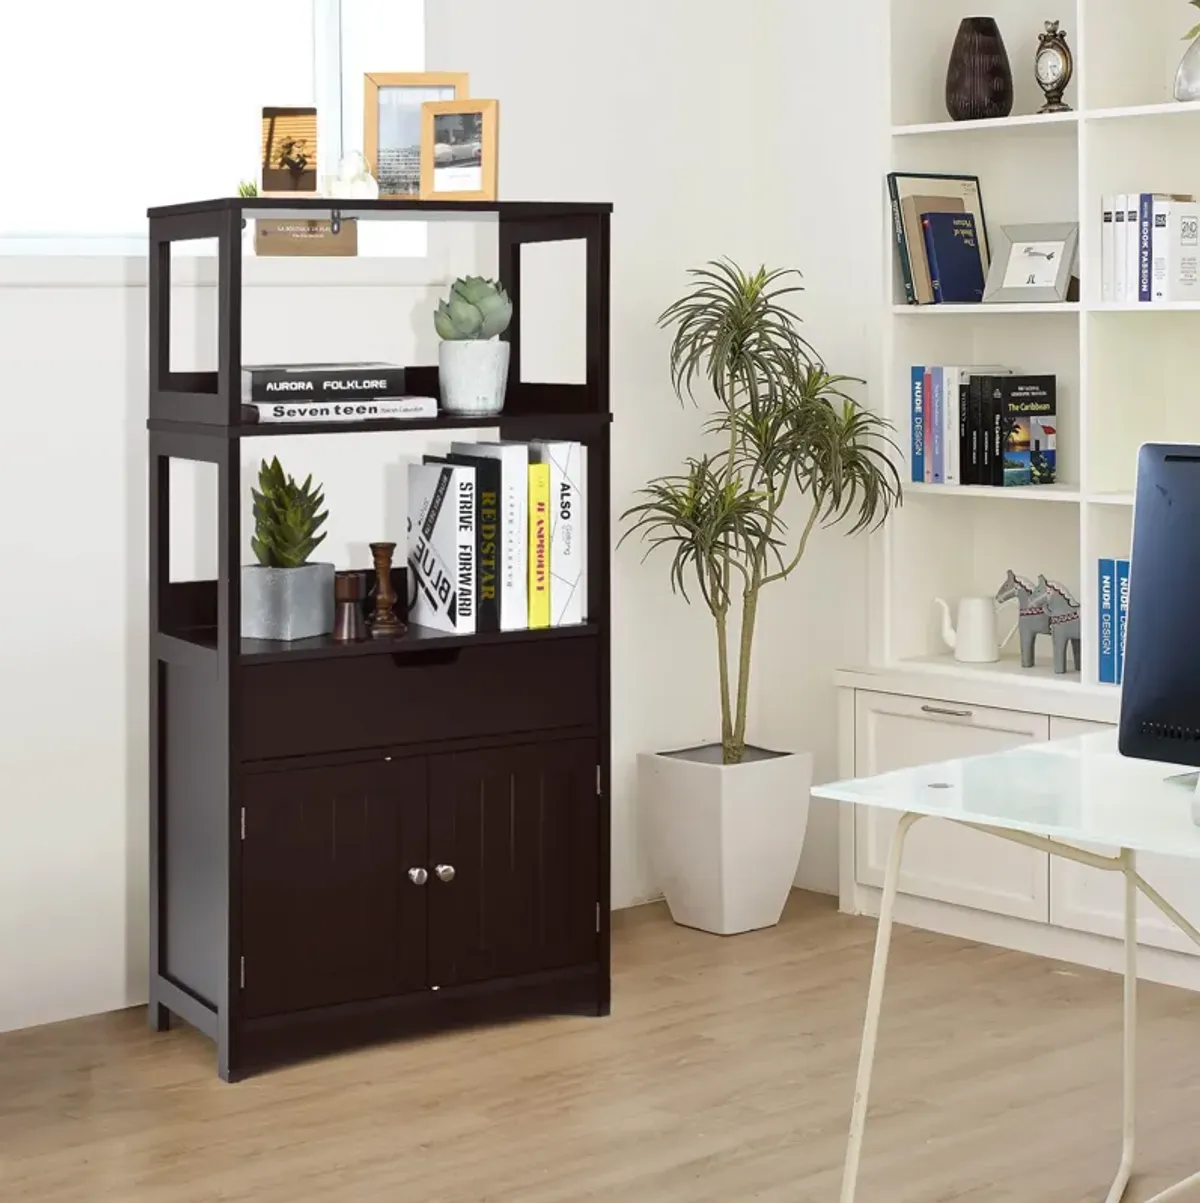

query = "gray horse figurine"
[995,570,1050,668]
[1028,574,1082,674]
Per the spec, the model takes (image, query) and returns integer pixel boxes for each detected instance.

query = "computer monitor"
[1118,442,1200,772]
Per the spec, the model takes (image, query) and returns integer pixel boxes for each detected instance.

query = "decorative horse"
[995,569,1050,668]
[1028,574,1082,675]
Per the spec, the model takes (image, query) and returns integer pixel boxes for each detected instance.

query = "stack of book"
[1101,193,1199,305]
[910,367,1057,488]
[241,362,437,423]
[1097,556,1131,686]
[408,440,587,635]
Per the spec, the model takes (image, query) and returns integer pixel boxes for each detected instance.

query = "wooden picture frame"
[363,72,469,200]
[420,99,499,202]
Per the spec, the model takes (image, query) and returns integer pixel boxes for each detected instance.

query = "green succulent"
[434,275,513,340]
[237,179,259,197]
[250,457,328,569]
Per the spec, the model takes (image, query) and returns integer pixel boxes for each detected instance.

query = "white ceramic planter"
[438,339,510,416]
[241,562,335,641]
[638,745,813,935]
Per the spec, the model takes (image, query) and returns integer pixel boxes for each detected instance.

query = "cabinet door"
[1048,717,1200,956]
[241,757,428,1018]
[428,738,598,988]
[854,692,1050,920]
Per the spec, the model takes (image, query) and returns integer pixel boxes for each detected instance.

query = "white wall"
[0,0,888,1032]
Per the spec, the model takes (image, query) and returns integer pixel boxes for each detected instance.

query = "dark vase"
[945,17,1014,121]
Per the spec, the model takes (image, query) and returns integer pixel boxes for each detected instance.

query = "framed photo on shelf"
[420,99,499,202]
[984,222,1080,304]
[261,107,318,193]
[363,72,470,199]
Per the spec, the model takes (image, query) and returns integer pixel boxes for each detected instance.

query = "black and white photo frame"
[983,222,1079,304]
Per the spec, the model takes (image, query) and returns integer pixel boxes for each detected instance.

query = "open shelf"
[893,111,1079,138]
[892,302,1081,316]
[148,197,613,221]
[895,653,1109,696]
[905,483,1081,503]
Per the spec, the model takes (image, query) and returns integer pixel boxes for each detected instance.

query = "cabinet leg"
[148,999,171,1032]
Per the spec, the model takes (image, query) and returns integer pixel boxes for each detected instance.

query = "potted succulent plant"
[1177,0,1200,101]
[241,457,334,641]
[434,276,513,416]
[625,261,902,935]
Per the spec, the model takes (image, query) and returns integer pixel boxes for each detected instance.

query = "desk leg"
[840,811,921,1203]
[1107,848,1137,1203]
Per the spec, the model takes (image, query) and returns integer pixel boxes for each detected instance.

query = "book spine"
[1116,557,1131,684]
[1101,195,1116,305]
[553,445,585,626]
[1139,193,1154,303]
[923,369,933,483]
[245,365,407,402]
[408,465,460,634]
[931,367,944,483]
[1152,197,1171,304]
[958,377,972,486]
[528,464,551,629]
[472,463,501,633]
[1113,195,1127,304]
[977,376,994,486]
[1170,202,1200,303]
[1125,195,1140,304]
[968,375,984,486]
[1098,558,1116,685]
[451,468,476,635]
[944,368,960,485]
[505,452,530,630]
[911,366,925,483]
[244,397,435,424]
[922,218,943,303]
[888,175,917,305]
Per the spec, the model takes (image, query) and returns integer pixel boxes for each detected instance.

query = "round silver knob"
[435,864,456,883]
[407,867,428,885]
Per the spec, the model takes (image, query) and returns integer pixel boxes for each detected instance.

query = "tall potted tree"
[627,261,902,935]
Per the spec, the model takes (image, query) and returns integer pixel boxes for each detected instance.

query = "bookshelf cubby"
[879,0,1200,703]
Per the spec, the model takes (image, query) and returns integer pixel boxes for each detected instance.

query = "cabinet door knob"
[434,864,456,883]
[407,867,428,885]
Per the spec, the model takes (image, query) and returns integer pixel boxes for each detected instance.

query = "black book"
[426,453,501,632]
[971,375,994,486]
[241,361,407,402]
[991,375,1057,487]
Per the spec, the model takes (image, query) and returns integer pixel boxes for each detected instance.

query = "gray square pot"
[241,562,335,641]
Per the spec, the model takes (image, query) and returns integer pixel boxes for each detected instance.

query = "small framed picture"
[983,222,1079,304]
[420,99,499,201]
[364,72,469,199]
[261,107,318,193]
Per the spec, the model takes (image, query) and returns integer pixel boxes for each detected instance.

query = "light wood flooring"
[2,893,1199,1202]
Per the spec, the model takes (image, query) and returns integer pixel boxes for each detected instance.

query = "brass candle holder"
[368,542,404,638]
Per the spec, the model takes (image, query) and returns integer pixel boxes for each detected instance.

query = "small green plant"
[237,180,258,197]
[251,458,328,569]
[1186,0,1200,41]
[434,276,513,340]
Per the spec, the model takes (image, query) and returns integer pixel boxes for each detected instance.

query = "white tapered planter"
[438,339,510,416]
[638,745,813,935]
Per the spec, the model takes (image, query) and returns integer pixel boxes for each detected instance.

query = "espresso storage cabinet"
[147,197,612,1080]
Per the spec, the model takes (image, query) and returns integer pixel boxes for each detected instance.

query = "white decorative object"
[638,746,813,935]
[241,562,335,641]
[934,595,1017,664]
[438,339,510,416]
[329,152,380,199]
[1176,36,1200,102]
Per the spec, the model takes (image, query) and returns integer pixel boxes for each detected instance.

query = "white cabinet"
[853,691,1050,920]
[1048,717,1200,956]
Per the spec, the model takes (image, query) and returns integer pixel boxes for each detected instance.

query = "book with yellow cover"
[527,462,551,629]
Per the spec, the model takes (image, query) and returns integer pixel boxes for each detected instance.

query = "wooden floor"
[2,894,1199,1202]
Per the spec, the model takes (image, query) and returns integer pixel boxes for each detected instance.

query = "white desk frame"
[842,817,1200,1203]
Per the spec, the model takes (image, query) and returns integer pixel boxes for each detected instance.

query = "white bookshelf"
[878,0,1200,706]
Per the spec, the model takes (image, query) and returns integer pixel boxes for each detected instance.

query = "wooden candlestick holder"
[368,542,404,638]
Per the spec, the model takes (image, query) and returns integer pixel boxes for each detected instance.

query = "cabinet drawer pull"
[407,867,428,885]
[920,704,973,719]
[434,864,456,883]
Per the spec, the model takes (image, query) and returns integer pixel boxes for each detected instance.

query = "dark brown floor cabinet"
[147,198,612,1080]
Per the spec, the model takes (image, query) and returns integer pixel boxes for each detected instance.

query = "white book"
[457,441,529,630]
[1101,195,1116,305]
[246,395,437,424]
[1113,194,1128,305]
[943,367,961,486]
[1125,194,1141,304]
[407,462,476,635]
[527,441,587,626]
[1152,199,1200,304]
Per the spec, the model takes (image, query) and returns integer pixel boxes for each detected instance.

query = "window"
[0,0,424,254]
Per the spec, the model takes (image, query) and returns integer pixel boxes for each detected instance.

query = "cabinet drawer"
[239,636,598,761]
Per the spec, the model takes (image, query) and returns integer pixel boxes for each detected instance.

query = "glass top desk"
[813,732,1200,1203]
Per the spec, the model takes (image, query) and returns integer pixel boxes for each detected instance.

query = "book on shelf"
[528,441,587,626]
[527,462,551,629]
[985,375,1056,487]
[910,367,925,483]
[241,395,437,424]
[887,172,989,306]
[407,462,476,636]
[1125,195,1139,305]
[1098,557,1117,685]
[452,441,529,631]
[910,365,1016,486]
[1152,197,1200,303]
[1102,193,1197,304]
[921,211,986,304]
[241,362,407,402]
[1101,196,1116,306]
[1113,195,1127,303]
[1116,557,1131,685]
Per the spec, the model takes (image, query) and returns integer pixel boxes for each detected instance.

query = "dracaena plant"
[251,457,329,569]
[621,261,903,766]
